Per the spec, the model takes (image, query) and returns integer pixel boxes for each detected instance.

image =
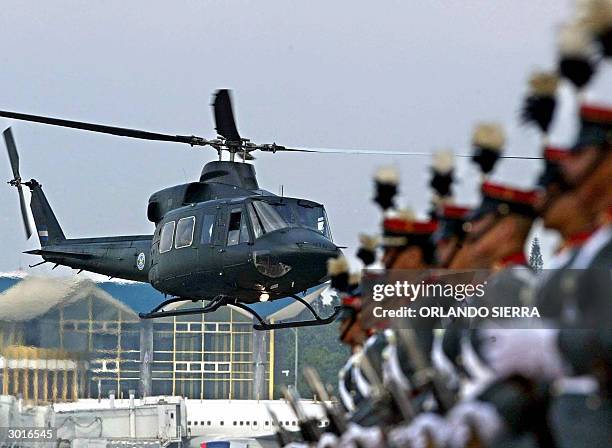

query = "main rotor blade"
[213,89,241,141]
[268,146,542,159]
[17,185,32,239]
[0,110,209,146]
[3,127,20,179]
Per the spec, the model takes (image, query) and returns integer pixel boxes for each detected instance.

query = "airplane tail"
[27,179,66,246]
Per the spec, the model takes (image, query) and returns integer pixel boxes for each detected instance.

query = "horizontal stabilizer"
[24,249,95,260]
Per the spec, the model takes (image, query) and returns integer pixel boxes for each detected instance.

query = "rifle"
[303,366,348,435]
[395,328,455,413]
[381,331,417,422]
[266,404,294,447]
[282,386,322,443]
[355,351,411,448]
[358,349,413,427]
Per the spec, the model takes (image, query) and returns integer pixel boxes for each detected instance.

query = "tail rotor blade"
[213,89,241,141]
[3,127,32,239]
[3,127,20,179]
[17,185,32,239]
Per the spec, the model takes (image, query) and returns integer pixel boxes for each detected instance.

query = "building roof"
[0,274,330,323]
[0,276,139,322]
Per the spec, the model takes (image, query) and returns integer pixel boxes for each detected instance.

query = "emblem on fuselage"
[137,252,146,270]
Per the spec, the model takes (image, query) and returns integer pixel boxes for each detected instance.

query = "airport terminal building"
[0,274,327,404]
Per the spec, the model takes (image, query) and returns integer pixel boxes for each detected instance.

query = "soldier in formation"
[278,1,611,446]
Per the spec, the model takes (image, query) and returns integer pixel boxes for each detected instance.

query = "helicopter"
[1,90,351,330]
[1,90,541,330]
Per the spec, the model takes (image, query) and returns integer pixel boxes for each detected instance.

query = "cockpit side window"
[175,216,196,249]
[159,221,175,253]
[227,208,250,246]
[239,213,250,244]
[248,204,263,239]
[247,201,289,240]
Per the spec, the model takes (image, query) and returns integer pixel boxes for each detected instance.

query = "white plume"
[472,123,505,152]
[576,0,612,34]
[432,150,454,174]
[528,71,560,96]
[375,166,400,185]
[327,256,349,276]
[358,233,380,251]
[558,21,593,56]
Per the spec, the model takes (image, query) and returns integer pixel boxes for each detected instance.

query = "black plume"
[330,273,350,292]
[521,96,557,134]
[356,234,378,267]
[373,167,399,211]
[472,148,500,175]
[430,170,454,198]
[597,29,612,57]
[356,248,376,266]
[559,57,596,89]
[471,124,504,176]
[374,183,397,210]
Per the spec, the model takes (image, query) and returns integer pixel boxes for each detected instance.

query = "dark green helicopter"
[1,90,345,330]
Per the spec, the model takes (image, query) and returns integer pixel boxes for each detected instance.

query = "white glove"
[480,327,566,380]
[338,423,385,448]
[447,400,504,448]
[388,413,451,448]
[317,432,339,448]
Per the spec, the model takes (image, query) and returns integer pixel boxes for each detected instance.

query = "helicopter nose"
[281,229,342,280]
[253,228,341,284]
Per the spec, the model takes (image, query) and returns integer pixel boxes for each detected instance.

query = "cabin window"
[159,221,175,253]
[200,213,216,245]
[227,208,250,246]
[175,216,195,249]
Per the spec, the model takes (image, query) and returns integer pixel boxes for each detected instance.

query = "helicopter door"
[153,215,198,290]
[173,215,198,284]
[198,207,221,275]
[221,205,252,286]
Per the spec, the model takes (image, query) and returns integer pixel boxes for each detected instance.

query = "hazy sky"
[0,1,580,274]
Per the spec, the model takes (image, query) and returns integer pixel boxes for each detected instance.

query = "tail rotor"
[3,127,33,239]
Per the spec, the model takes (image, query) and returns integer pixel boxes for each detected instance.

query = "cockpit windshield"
[262,198,332,240]
[296,203,331,238]
[247,201,290,238]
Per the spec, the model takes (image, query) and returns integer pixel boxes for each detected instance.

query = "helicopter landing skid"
[138,296,226,319]
[138,294,341,331]
[232,295,342,331]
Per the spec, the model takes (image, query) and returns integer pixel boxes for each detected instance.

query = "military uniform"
[533,99,612,448]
